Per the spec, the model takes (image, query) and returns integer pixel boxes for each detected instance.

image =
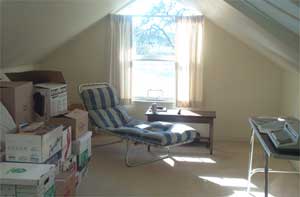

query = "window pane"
[133,16,175,57]
[132,61,175,101]
[118,0,201,16]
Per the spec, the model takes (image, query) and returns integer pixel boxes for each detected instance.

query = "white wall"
[281,71,300,118]
[39,18,283,141]
[0,65,38,73]
[281,70,300,170]
[1,0,129,68]
[39,16,110,104]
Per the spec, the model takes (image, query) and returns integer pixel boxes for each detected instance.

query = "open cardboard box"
[6,70,65,84]
[6,70,68,120]
[0,81,33,126]
[49,109,89,140]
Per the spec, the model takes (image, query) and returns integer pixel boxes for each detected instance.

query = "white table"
[247,117,300,197]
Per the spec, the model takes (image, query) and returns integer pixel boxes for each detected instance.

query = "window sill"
[132,98,175,104]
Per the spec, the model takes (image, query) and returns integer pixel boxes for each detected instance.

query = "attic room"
[0,0,299,196]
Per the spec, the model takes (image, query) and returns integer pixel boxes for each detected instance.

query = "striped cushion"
[142,122,197,145]
[89,106,131,128]
[111,122,197,146]
[81,86,119,110]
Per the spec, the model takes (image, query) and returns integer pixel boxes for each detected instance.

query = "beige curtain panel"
[175,16,204,108]
[108,14,133,104]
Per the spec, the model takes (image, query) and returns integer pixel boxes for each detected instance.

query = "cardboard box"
[61,126,72,162]
[45,150,62,175]
[49,109,88,140]
[0,162,56,197]
[0,151,5,161]
[72,131,92,171]
[5,124,63,163]
[0,101,17,151]
[34,83,68,120]
[75,166,88,191]
[5,70,68,121]
[61,154,77,173]
[55,170,76,197]
[5,70,65,84]
[0,81,33,126]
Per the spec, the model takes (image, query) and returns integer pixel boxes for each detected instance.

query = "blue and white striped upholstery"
[81,86,119,110]
[88,106,131,128]
[80,83,197,146]
[111,122,196,146]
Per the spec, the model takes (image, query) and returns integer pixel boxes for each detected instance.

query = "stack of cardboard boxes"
[0,71,92,197]
[50,109,92,195]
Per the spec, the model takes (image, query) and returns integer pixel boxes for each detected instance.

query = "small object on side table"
[177,109,181,115]
[145,108,216,154]
[151,103,157,114]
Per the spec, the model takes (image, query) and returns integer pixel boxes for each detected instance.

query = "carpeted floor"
[76,135,299,197]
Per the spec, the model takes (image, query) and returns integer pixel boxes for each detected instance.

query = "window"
[118,0,200,102]
[132,15,176,101]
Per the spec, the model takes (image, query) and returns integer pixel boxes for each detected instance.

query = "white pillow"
[0,72,10,81]
[0,102,16,151]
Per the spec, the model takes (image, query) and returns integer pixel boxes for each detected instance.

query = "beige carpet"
[76,135,299,197]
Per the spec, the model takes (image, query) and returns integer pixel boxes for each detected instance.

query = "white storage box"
[5,124,63,163]
[72,131,92,171]
[0,163,56,197]
[34,83,67,120]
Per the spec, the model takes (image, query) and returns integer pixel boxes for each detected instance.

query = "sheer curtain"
[175,16,204,108]
[108,14,133,104]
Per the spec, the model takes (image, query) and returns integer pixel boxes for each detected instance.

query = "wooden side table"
[145,108,216,154]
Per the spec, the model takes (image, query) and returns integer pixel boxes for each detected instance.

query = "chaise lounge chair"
[78,82,197,167]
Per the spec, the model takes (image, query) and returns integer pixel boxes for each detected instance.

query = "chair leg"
[125,140,171,167]
[92,139,123,148]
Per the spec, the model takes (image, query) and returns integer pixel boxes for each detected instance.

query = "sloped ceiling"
[1,0,129,68]
[238,0,299,34]
[187,0,299,72]
[1,0,299,72]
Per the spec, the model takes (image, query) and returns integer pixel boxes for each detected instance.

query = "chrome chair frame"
[78,82,194,167]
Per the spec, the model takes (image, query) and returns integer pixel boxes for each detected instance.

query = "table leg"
[264,151,269,197]
[209,120,214,155]
[247,130,255,194]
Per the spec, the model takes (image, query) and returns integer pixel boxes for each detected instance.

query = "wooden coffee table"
[145,108,216,154]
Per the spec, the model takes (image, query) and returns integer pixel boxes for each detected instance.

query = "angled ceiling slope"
[1,0,299,72]
[188,0,299,72]
[229,0,299,35]
[1,0,129,68]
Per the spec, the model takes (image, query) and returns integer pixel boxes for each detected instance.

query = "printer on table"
[268,120,300,152]
[252,117,300,153]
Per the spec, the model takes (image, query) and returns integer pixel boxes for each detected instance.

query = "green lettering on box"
[6,168,26,174]
[78,149,89,169]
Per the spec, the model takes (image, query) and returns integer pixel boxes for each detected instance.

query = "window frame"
[131,15,178,103]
